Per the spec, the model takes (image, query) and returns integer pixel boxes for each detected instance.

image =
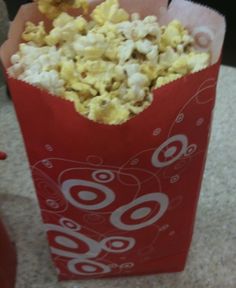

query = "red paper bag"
[0,219,17,288]
[0,0,225,280]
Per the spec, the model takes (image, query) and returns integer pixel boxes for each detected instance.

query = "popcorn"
[45,13,88,45]
[91,0,129,25]
[9,0,210,125]
[160,20,193,51]
[22,21,47,46]
[37,0,88,19]
[87,95,130,125]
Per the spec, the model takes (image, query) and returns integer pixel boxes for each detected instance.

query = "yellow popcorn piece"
[187,52,210,72]
[37,0,88,19]
[73,33,108,60]
[59,60,76,82]
[160,20,191,51]
[45,13,87,46]
[87,95,130,124]
[71,81,98,97]
[91,0,129,25]
[159,46,178,68]
[22,21,47,46]
[169,55,190,75]
[141,62,160,81]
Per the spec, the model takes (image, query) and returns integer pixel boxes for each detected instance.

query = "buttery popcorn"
[8,0,210,125]
[36,0,88,19]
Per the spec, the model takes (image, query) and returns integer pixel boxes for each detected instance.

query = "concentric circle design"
[175,113,184,123]
[120,262,134,269]
[92,170,115,183]
[41,159,53,169]
[110,193,169,231]
[45,144,53,152]
[153,128,162,136]
[185,144,197,156]
[151,135,188,168]
[192,26,214,49]
[46,199,60,209]
[59,218,81,231]
[61,179,115,210]
[45,224,101,259]
[68,259,111,276]
[170,174,180,184]
[100,236,135,253]
[196,117,205,126]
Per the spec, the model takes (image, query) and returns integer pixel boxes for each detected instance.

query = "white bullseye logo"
[92,170,115,183]
[151,135,188,168]
[110,193,169,231]
[45,224,101,259]
[61,179,115,210]
[100,236,136,253]
[68,259,111,276]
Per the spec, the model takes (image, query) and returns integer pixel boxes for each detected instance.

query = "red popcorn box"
[0,0,225,281]
[0,219,17,288]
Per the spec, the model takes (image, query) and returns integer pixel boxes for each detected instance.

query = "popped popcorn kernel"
[91,0,129,25]
[22,21,47,46]
[37,0,88,19]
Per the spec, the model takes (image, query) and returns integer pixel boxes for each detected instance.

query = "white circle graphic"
[176,113,184,123]
[45,144,53,152]
[196,118,204,126]
[164,146,177,158]
[170,175,180,184]
[151,135,188,168]
[120,262,134,269]
[185,144,197,156]
[42,159,53,169]
[110,193,169,231]
[45,224,101,259]
[61,179,115,210]
[100,236,136,253]
[153,128,162,136]
[59,218,81,231]
[192,26,214,49]
[46,199,60,209]
[82,265,97,272]
[68,259,111,276]
[92,170,115,183]
[131,207,152,220]
[78,191,98,201]
[112,241,124,248]
[55,236,79,249]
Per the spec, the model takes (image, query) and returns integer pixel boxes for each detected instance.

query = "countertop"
[0,65,236,288]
